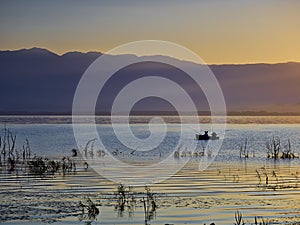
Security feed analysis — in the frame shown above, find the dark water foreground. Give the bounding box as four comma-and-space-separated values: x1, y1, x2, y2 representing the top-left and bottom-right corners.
1, 159, 300, 225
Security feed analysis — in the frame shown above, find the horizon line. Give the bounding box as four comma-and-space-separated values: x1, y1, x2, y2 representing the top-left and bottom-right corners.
2, 111, 300, 116
1, 47, 300, 66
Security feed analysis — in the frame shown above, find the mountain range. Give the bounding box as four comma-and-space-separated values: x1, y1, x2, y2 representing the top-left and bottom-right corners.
1, 47, 300, 115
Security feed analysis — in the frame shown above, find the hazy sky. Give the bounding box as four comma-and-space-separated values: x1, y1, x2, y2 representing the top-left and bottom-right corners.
1, 0, 299, 64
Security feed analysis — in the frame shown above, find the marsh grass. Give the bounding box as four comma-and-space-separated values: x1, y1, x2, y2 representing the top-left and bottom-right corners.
0, 127, 17, 171
231, 136, 299, 161
111, 184, 159, 224
235, 212, 270, 225
26, 155, 77, 176
78, 197, 100, 224
254, 216, 270, 225
266, 137, 298, 160
234, 211, 245, 225
239, 139, 249, 159
255, 166, 300, 190
0, 126, 101, 179
142, 186, 157, 224
114, 183, 136, 217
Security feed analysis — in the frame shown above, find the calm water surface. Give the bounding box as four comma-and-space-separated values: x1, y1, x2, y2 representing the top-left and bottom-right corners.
1, 116, 300, 224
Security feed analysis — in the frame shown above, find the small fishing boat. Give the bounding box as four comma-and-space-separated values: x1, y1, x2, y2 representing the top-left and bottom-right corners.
195, 131, 219, 140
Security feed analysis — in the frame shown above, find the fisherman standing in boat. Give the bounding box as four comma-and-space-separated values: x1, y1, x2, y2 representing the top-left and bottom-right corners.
203, 131, 209, 139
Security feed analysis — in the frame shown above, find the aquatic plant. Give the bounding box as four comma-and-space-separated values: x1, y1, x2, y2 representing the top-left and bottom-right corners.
259, 166, 269, 187
113, 183, 136, 217
266, 137, 281, 159
254, 216, 270, 225
292, 172, 299, 188
0, 127, 17, 170
271, 170, 279, 190
78, 197, 100, 224
27, 156, 47, 175
61, 156, 77, 175
239, 138, 248, 159
281, 139, 298, 159
174, 150, 180, 158
255, 166, 300, 191
234, 211, 245, 225
142, 186, 157, 224
256, 169, 262, 187
26, 155, 77, 176
0, 127, 35, 174
83, 138, 96, 158
22, 138, 31, 162
112, 184, 158, 224
116, 183, 127, 210
97, 149, 106, 157
0, 126, 83, 177
264, 137, 299, 160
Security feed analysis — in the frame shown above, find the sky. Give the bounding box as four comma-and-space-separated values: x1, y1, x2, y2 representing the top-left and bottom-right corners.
0, 0, 300, 64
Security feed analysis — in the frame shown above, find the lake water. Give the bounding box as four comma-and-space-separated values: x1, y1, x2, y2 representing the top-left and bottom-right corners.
1, 116, 300, 224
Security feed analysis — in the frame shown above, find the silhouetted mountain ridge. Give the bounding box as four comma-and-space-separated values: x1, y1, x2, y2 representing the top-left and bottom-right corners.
1, 48, 300, 114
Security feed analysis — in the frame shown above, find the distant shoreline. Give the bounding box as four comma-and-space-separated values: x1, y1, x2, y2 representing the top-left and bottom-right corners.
2, 114, 300, 125
1, 111, 300, 116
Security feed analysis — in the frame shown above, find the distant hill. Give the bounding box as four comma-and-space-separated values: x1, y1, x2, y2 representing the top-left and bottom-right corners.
0, 48, 300, 114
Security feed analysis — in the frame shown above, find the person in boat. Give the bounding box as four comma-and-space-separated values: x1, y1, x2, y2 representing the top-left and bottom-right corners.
203, 131, 209, 139
211, 132, 217, 139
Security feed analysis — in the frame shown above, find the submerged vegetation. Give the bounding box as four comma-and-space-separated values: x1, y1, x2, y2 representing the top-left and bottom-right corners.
27, 155, 77, 176
265, 137, 298, 159
255, 166, 300, 190
233, 211, 270, 225
114, 183, 136, 217
0, 126, 20, 171
0, 126, 83, 177
236, 136, 299, 160
239, 138, 249, 159
174, 143, 213, 158
78, 197, 100, 224
113, 184, 158, 224
82, 185, 279, 225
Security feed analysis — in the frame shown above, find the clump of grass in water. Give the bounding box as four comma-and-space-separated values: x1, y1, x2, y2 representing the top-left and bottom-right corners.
292, 172, 299, 188
202, 211, 270, 225
0, 126, 18, 171
239, 138, 249, 159
112, 184, 158, 224
266, 137, 298, 160
281, 139, 298, 159
142, 186, 157, 225
78, 197, 100, 224
27, 156, 47, 175
0, 126, 80, 177
234, 211, 270, 225
256, 166, 300, 190
234, 210, 245, 225
114, 183, 136, 217
254, 215, 270, 225
256, 169, 262, 187
27, 155, 77, 177
266, 137, 281, 159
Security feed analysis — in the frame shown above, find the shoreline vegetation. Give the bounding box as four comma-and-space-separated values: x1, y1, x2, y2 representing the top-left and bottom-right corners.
1, 126, 300, 224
